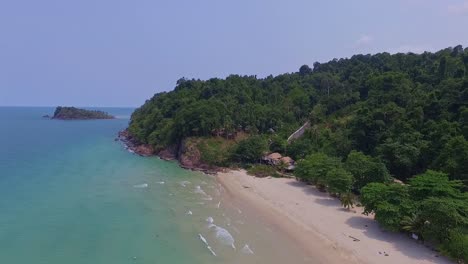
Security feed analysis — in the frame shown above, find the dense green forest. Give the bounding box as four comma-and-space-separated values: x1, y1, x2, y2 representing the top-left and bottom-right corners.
130, 45, 467, 184
129, 46, 468, 261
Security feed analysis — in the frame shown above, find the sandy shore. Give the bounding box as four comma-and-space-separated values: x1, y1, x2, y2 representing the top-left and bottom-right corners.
216, 169, 452, 264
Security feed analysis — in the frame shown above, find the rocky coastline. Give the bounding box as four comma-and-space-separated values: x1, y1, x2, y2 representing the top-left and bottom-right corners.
117, 130, 220, 174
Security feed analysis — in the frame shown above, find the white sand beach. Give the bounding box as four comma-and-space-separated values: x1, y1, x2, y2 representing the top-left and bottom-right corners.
216, 170, 452, 264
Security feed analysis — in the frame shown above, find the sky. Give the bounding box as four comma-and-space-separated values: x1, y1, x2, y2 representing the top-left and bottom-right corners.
1, 0, 468, 107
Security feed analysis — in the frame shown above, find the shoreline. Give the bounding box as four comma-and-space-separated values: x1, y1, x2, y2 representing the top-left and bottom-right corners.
216, 169, 452, 264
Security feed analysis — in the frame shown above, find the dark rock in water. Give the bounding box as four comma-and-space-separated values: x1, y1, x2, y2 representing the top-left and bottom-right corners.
52, 106, 114, 120
42, 114, 51, 118
117, 129, 155, 157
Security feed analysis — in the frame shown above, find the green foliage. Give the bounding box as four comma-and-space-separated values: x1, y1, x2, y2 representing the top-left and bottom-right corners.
434, 136, 468, 183
441, 230, 468, 263
233, 136, 267, 163
345, 150, 390, 191
418, 197, 468, 243
294, 152, 342, 185
326, 168, 353, 195
197, 137, 234, 167
52, 106, 114, 120
247, 164, 280, 178
129, 47, 468, 186
408, 170, 464, 201
360, 170, 468, 257
269, 134, 287, 153
340, 192, 355, 209
360, 183, 412, 231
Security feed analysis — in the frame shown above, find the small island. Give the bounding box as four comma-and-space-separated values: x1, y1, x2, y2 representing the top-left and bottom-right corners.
51, 106, 115, 120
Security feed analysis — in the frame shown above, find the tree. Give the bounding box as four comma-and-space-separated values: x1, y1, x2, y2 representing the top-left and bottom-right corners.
418, 197, 468, 243
441, 230, 468, 263
294, 153, 342, 186
360, 183, 412, 231
340, 192, 355, 210
326, 168, 353, 195
345, 151, 390, 191
408, 170, 464, 201
299, 64, 312, 76
232, 136, 267, 163
434, 136, 468, 183
400, 213, 424, 236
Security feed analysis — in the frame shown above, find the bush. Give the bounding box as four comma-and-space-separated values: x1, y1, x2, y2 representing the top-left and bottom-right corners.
326, 168, 353, 195
198, 137, 234, 166
233, 136, 267, 163
441, 230, 468, 263
294, 152, 342, 185
345, 150, 390, 191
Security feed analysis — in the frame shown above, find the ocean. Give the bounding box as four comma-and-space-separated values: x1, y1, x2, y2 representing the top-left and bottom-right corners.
0, 107, 309, 264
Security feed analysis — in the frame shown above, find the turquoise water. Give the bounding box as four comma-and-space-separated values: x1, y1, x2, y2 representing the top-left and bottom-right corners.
0, 107, 309, 264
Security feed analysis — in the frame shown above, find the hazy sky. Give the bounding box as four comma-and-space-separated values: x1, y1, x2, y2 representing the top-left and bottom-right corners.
1, 0, 468, 107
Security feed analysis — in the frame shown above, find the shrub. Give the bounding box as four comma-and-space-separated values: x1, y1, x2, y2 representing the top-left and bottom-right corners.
198, 137, 234, 166
233, 136, 267, 163
441, 230, 468, 263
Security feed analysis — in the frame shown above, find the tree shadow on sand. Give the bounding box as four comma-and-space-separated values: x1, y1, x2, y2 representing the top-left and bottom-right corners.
285, 180, 449, 263
345, 216, 449, 263
286, 181, 341, 208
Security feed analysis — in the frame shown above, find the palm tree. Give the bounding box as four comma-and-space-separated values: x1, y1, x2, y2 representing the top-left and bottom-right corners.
400, 213, 423, 238
340, 192, 355, 210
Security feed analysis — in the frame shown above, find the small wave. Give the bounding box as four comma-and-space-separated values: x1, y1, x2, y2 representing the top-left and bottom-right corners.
205, 217, 235, 249
114, 115, 131, 119
198, 234, 217, 256
179, 181, 191, 187
157, 181, 165, 184
217, 201, 221, 209
241, 244, 254, 255
133, 183, 148, 188
212, 226, 236, 249
194, 185, 207, 196
186, 210, 193, 215
202, 196, 213, 201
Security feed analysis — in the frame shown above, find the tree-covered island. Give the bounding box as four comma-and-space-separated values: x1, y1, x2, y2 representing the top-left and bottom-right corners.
51, 106, 114, 120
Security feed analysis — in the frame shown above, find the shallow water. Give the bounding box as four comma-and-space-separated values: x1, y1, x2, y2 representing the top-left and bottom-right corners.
0, 107, 310, 264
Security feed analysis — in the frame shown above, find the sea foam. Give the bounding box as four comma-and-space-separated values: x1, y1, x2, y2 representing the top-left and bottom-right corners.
198, 234, 217, 256
133, 183, 148, 188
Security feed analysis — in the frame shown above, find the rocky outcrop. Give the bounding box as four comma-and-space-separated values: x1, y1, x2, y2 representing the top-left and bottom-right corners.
117, 130, 218, 174
157, 145, 178, 161
178, 138, 219, 174
118, 130, 155, 157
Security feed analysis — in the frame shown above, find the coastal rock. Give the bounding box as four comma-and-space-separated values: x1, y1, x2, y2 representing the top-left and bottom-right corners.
134, 144, 155, 156
158, 145, 178, 160
118, 129, 154, 156
118, 130, 218, 173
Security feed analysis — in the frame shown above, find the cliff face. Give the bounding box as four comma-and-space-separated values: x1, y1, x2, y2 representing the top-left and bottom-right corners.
52, 106, 114, 120
118, 130, 218, 173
